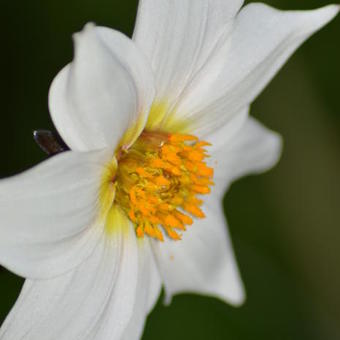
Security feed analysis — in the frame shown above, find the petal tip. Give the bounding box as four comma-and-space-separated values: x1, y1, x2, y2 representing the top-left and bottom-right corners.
270, 132, 284, 168
227, 286, 246, 308
72, 22, 97, 45
163, 292, 173, 306
304, 4, 340, 32
315, 4, 340, 24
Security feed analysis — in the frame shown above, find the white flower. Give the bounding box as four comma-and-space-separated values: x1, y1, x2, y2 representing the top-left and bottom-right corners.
0, 1, 338, 339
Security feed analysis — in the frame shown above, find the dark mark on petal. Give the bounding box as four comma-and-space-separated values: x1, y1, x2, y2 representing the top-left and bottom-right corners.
33, 130, 70, 156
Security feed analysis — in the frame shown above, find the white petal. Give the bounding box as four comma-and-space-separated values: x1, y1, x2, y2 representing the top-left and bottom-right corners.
152, 193, 245, 306
169, 4, 339, 135
204, 106, 249, 150
212, 117, 282, 198
49, 23, 155, 152
0, 210, 156, 340
133, 0, 244, 108
121, 239, 161, 340
95, 26, 156, 149
0, 149, 112, 279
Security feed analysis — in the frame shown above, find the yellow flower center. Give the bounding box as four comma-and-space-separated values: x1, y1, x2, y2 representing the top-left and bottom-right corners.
114, 131, 214, 241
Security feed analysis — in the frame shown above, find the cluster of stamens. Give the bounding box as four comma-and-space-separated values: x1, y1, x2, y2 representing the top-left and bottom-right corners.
114, 131, 214, 241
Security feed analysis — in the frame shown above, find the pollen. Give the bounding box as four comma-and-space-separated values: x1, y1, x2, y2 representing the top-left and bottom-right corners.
114, 131, 214, 241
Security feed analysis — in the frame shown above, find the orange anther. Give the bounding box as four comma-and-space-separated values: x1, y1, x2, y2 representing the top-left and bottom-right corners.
154, 176, 170, 186
164, 215, 180, 228
187, 150, 205, 162
159, 203, 172, 211
154, 227, 164, 242
148, 215, 160, 224
195, 141, 212, 147
136, 225, 144, 238
183, 204, 206, 218
150, 158, 167, 168
139, 205, 150, 216
169, 134, 198, 143
165, 227, 182, 240
171, 197, 184, 206
196, 164, 214, 177
192, 176, 214, 186
175, 211, 193, 225
170, 167, 182, 176
185, 161, 197, 173
162, 145, 181, 154
192, 185, 211, 194
129, 188, 137, 205
188, 196, 204, 206
128, 210, 137, 222
144, 223, 156, 237
163, 152, 181, 166
136, 167, 151, 178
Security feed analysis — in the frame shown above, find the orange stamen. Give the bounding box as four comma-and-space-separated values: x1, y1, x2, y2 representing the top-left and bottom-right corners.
114, 131, 213, 241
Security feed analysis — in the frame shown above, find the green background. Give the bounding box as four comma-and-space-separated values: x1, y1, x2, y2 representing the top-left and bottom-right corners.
1, 0, 340, 339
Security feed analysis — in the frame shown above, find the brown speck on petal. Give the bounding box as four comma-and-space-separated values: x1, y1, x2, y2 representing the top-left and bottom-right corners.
33, 130, 70, 156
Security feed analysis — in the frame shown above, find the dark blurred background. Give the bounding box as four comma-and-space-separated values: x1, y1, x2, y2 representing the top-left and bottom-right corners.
1, 0, 340, 339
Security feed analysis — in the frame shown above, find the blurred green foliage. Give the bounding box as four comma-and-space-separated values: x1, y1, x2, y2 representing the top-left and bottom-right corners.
1, 0, 340, 339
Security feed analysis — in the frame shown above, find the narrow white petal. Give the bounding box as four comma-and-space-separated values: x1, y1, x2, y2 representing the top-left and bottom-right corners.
133, 0, 243, 109
121, 239, 161, 340
49, 23, 155, 152
212, 117, 282, 198
95, 26, 156, 148
204, 106, 249, 151
0, 149, 112, 279
0, 212, 155, 340
152, 194, 245, 306
171, 4, 339, 135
